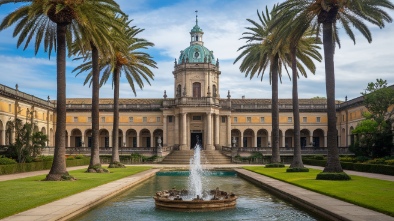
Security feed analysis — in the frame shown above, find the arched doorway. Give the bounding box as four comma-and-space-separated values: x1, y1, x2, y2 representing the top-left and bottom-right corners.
284, 129, 294, 148
243, 129, 254, 147
99, 129, 109, 148
71, 129, 82, 147
313, 129, 325, 147
140, 129, 151, 147
126, 129, 137, 147
257, 129, 269, 147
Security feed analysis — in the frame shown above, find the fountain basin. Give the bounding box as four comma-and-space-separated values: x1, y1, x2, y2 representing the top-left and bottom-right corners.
154, 188, 237, 211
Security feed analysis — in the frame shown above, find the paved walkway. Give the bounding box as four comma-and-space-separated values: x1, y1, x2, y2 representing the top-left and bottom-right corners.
0, 164, 393, 221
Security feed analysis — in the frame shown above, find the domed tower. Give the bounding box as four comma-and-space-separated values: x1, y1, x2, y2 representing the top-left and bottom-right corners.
169, 12, 224, 151
173, 13, 220, 99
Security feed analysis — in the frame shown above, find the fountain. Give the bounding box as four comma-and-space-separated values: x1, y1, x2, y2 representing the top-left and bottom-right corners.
154, 136, 237, 211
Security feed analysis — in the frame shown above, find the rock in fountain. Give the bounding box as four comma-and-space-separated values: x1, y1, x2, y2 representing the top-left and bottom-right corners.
154, 138, 237, 211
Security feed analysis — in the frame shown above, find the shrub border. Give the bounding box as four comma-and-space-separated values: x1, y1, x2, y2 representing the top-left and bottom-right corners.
0, 158, 90, 175
302, 159, 394, 175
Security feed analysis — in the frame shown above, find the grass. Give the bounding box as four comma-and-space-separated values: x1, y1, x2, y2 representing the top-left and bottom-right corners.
243, 166, 394, 216
0, 166, 152, 219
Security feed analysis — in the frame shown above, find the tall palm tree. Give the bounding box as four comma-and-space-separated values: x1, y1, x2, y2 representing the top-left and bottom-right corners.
234, 6, 290, 164
106, 21, 157, 168
276, 0, 394, 176
272, 9, 323, 169
72, 14, 125, 173
0, 0, 123, 180
77, 17, 157, 167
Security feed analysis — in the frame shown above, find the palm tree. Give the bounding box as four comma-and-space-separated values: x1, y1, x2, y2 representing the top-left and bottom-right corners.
272, 10, 323, 169
106, 21, 157, 168
72, 14, 125, 173
78, 17, 157, 167
234, 6, 290, 164
0, 0, 123, 180
276, 0, 394, 176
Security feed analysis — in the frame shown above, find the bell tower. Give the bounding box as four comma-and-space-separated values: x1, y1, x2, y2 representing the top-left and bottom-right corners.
168, 13, 222, 150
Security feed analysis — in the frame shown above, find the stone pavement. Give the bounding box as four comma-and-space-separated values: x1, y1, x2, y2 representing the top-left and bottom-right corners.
0, 164, 393, 221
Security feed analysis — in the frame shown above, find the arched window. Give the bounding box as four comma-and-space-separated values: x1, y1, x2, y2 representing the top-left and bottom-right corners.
212, 85, 217, 97
177, 85, 182, 97
193, 82, 201, 98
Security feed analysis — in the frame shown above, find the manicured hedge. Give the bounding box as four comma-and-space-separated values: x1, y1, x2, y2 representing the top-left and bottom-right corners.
302, 158, 394, 175
0, 158, 90, 175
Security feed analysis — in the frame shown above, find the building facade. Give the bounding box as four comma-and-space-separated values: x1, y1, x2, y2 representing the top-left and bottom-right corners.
0, 20, 370, 151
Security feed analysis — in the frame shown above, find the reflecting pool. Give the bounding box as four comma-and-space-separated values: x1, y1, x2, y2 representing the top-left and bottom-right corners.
73, 171, 324, 221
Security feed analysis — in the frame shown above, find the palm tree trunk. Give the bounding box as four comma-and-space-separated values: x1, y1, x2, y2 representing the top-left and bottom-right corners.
271, 54, 281, 163
46, 23, 69, 181
89, 43, 101, 170
110, 68, 121, 165
290, 47, 304, 168
322, 22, 343, 173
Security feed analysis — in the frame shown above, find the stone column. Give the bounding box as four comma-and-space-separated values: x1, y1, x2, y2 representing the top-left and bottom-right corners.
67, 134, 71, 148
150, 132, 154, 148
268, 132, 271, 147
214, 114, 219, 148
240, 133, 244, 148
181, 113, 187, 150
163, 115, 167, 146
109, 133, 113, 148
174, 114, 179, 145
136, 134, 140, 147
324, 135, 327, 148
207, 112, 212, 150
1, 128, 5, 145
254, 132, 258, 147
281, 134, 286, 148
227, 116, 231, 146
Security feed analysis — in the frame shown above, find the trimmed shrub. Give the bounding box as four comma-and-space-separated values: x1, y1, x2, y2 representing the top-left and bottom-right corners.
74, 154, 85, 159
0, 157, 17, 165
265, 163, 285, 168
316, 172, 351, 180
286, 167, 310, 172
0, 158, 90, 175
385, 160, 394, 166
302, 159, 326, 167
366, 158, 387, 165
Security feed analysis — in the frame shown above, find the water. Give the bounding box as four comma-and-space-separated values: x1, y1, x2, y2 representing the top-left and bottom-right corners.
73, 173, 323, 221
188, 142, 204, 199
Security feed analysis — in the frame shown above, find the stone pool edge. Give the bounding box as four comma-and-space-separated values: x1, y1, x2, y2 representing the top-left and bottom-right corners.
235, 169, 394, 221
1, 168, 160, 221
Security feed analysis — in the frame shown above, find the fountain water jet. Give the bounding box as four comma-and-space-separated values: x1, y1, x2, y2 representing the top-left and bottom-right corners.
154, 136, 237, 211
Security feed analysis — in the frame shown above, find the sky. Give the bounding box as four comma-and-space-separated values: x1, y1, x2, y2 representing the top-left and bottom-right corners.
0, 0, 393, 102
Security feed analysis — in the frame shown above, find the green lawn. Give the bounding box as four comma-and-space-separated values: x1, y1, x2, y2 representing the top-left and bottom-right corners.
0, 166, 152, 219
243, 166, 394, 216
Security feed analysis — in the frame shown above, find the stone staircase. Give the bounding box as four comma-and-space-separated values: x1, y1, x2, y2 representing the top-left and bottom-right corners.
160, 150, 232, 164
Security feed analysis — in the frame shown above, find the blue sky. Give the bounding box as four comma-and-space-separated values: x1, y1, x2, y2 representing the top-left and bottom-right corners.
0, 0, 393, 102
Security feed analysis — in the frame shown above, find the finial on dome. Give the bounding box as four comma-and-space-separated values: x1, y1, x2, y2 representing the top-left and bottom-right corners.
195, 10, 198, 26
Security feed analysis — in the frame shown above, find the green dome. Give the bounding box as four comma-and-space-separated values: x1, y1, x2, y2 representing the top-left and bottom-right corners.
191, 24, 203, 33
179, 44, 215, 65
